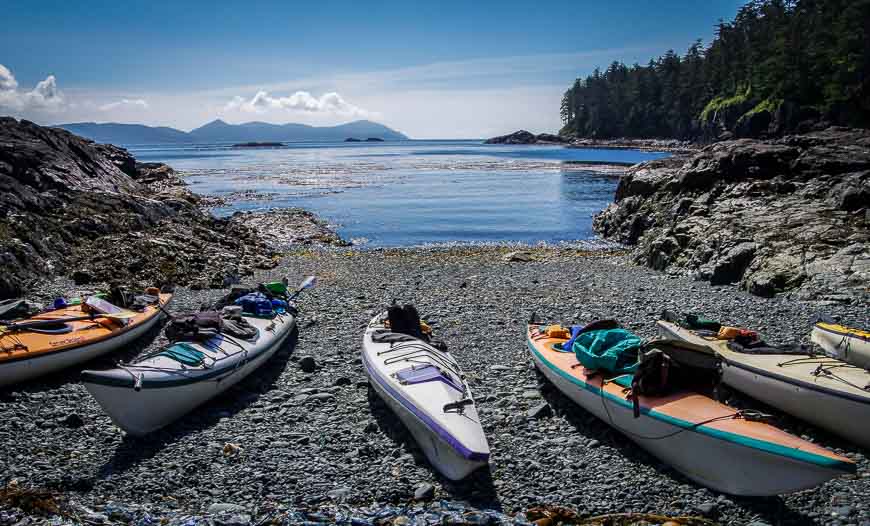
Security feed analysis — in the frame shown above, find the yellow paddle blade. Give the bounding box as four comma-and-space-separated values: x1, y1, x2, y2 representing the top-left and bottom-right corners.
102, 310, 139, 320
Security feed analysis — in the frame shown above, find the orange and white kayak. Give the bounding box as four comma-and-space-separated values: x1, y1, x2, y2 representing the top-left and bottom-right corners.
0, 294, 171, 387
527, 323, 855, 496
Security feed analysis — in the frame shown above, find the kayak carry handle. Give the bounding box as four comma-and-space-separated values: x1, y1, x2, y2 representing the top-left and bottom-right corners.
443, 398, 474, 414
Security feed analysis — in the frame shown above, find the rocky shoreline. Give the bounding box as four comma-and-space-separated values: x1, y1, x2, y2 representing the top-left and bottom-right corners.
2, 247, 868, 526
484, 129, 696, 153
593, 127, 870, 304
0, 118, 345, 298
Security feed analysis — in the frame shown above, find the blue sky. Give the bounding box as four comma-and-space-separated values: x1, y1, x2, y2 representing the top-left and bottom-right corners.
1, 0, 744, 138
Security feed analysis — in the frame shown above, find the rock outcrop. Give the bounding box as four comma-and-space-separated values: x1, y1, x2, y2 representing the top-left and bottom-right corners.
594, 127, 870, 303
0, 118, 341, 298
484, 130, 570, 145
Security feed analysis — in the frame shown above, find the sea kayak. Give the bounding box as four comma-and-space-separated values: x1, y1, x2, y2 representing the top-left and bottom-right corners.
0, 294, 171, 387
82, 310, 295, 435
812, 322, 870, 370
362, 312, 489, 480
528, 323, 855, 495
658, 319, 870, 449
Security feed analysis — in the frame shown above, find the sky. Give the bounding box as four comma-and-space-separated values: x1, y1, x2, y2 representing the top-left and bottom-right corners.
0, 0, 744, 138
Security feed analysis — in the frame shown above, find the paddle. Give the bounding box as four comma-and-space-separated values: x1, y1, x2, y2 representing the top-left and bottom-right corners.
288, 275, 317, 300
0, 311, 139, 334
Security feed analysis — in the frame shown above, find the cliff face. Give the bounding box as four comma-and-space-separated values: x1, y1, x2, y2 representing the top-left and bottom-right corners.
593, 127, 870, 303
0, 118, 273, 298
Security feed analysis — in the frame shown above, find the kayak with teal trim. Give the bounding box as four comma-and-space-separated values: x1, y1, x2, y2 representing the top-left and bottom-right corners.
526, 323, 855, 496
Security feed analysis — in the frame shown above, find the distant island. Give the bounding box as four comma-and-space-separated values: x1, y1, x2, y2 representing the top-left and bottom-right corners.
345, 137, 385, 142
232, 142, 284, 148
57, 119, 408, 145
559, 0, 869, 140
485, 130, 569, 145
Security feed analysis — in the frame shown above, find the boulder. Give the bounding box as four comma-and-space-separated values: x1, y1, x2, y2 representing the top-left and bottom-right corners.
708, 242, 757, 285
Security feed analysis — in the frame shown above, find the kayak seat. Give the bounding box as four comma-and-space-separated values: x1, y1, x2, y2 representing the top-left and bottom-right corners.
158, 343, 206, 367
395, 364, 463, 392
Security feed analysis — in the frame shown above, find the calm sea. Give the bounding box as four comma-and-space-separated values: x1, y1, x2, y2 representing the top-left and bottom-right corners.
129, 140, 668, 247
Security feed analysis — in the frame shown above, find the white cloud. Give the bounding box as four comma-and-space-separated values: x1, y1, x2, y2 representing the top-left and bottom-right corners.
0, 64, 18, 91
224, 90, 372, 118
0, 64, 65, 112
99, 98, 149, 111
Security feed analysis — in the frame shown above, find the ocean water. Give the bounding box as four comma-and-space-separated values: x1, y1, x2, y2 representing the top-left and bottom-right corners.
130, 140, 668, 246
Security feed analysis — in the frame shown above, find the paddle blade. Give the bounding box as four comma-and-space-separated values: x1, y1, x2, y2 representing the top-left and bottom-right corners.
103, 310, 139, 320
298, 275, 316, 291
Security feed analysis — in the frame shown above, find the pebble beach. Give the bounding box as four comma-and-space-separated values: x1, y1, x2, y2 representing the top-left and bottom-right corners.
3, 246, 868, 525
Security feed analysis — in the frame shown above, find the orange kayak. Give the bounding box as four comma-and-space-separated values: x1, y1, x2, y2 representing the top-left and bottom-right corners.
0, 294, 171, 387
526, 323, 855, 495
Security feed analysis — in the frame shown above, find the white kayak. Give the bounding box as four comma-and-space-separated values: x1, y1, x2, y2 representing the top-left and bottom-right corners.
362, 313, 490, 480
658, 320, 870, 449
812, 322, 870, 370
82, 311, 295, 435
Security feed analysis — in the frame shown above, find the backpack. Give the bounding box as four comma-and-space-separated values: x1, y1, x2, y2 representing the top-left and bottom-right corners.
387, 304, 424, 339
629, 339, 721, 418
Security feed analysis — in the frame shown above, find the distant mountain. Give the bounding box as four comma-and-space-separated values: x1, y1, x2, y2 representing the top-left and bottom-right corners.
57, 119, 408, 145
59, 122, 191, 144
188, 119, 408, 142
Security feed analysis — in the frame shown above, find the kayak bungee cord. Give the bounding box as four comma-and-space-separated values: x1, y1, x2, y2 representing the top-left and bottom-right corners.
776, 355, 869, 391
596, 382, 772, 441
810, 363, 870, 392
371, 325, 471, 409
114, 310, 292, 388
382, 343, 463, 378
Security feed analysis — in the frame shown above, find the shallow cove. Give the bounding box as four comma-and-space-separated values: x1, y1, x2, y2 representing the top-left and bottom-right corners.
130, 140, 669, 246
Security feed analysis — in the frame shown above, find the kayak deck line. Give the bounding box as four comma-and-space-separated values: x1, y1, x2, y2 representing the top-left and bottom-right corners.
82, 314, 291, 390
526, 332, 856, 474
362, 350, 489, 462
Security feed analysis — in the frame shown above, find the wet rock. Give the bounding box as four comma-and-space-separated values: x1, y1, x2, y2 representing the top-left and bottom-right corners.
505, 251, 533, 263
327, 487, 352, 502
299, 356, 317, 372
84, 513, 109, 524
695, 502, 718, 518
207, 503, 246, 514
214, 514, 251, 526
60, 413, 84, 428
526, 402, 552, 420
413, 483, 435, 501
